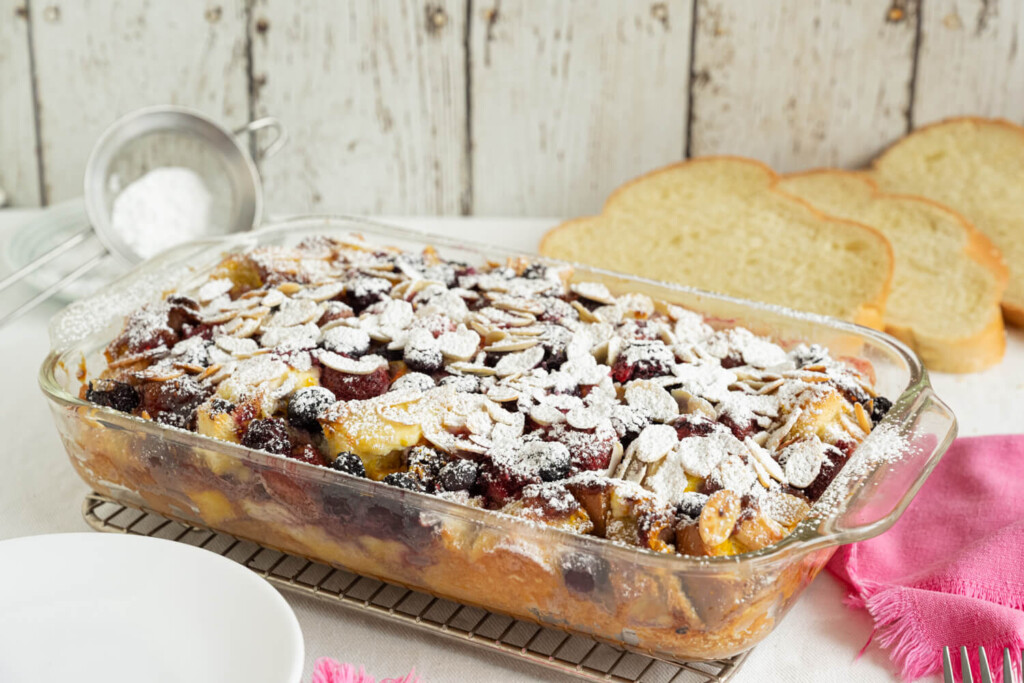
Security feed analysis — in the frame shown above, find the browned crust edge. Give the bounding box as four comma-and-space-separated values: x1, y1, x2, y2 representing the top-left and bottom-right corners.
778, 168, 1008, 373
538, 155, 894, 331
871, 115, 1024, 327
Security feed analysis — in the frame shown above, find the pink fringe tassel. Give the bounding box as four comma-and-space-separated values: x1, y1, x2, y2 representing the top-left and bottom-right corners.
312, 658, 420, 683
865, 592, 1024, 683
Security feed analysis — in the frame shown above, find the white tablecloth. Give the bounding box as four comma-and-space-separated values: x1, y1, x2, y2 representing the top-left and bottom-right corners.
2, 210, 1020, 682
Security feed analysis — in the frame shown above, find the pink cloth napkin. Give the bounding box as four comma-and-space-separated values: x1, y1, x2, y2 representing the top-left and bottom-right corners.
312, 658, 419, 683
828, 435, 1024, 682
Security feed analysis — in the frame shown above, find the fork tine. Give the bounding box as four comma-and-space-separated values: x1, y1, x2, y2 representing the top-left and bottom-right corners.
979, 646, 992, 683
962, 646, 975, 683
1004, 648, 1015, 683
943, 647, 955, 683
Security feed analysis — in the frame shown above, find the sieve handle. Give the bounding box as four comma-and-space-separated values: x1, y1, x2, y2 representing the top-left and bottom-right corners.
234, 117, 287, 162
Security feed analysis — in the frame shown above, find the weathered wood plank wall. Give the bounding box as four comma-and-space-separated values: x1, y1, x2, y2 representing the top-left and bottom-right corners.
1, 0, 1022, 215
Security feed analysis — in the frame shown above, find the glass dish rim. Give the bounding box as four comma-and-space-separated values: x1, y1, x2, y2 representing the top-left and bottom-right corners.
38, 214, 956, 572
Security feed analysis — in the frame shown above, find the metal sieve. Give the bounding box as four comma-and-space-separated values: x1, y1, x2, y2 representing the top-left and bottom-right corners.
0, 106, 286, 327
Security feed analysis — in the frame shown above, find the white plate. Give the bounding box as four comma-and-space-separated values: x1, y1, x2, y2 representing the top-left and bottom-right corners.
0, 533, 304, 683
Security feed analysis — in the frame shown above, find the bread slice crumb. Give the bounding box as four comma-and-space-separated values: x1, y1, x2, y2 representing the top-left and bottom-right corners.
540, 157, 893, 329
779, 170, 1007, 373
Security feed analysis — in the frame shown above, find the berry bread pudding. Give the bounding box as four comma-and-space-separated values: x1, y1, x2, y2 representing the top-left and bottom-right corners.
72, 234, 895, 659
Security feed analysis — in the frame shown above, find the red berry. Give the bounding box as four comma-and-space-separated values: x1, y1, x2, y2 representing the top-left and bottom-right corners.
319, 365, 390, 401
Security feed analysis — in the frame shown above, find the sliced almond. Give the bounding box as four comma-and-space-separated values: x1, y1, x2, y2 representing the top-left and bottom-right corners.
566, 406, 602, 430
744, 437, 786, 485
570, 282, 615, 305
494, 345, 545, 377
483, 337, 539, 353
215, 336, 259, 356
318, 351, 387, 375
765, 408, 802, 451
626, 423, 678, 463
625, 380, 679, 423
448, 362, 497, 376
438, 328, 481, 361
854, 401, 872, 433
735, 513, 786, 551
698, 490, 742, 548
529, 403, 565, 426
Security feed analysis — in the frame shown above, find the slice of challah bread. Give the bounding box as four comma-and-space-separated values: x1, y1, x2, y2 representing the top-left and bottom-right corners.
778, 170, 1007, 373
872, 117, 1024, 326
539, 157, 893, 328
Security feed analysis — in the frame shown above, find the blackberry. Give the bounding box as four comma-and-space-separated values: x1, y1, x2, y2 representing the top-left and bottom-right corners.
287, 386, 336, 432
138, 376, 210, 429
330, 451, 367, 478
382, 472, 425, 492
346, 276, 392, 312
560, 553, 610, 594
870, 396, 893, 423
241, 418, 292, 455
404, 342, 443, 374
407, 446, 447, 485
85, 380, 140, 413
537, 446, 571, 482
208, 397, 235, 415
521, 263, 548, 279
674, 492, 708, 524
436, 459, 479, 492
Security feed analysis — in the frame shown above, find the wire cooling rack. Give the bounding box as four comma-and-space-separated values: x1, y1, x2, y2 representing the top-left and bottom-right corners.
82, 492, 751, 682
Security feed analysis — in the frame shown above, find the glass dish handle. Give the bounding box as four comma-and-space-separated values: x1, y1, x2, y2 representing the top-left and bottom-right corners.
813, 385, 957, 547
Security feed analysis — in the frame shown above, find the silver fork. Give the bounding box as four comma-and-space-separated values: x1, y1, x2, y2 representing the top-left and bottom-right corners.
943, 646, 1021, 683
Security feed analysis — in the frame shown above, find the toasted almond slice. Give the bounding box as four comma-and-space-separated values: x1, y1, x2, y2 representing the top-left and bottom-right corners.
566, 406, 602, 430
132, 367, 185, 382
494, 345, 545, 377
757, 379, 786, 395
570, 282, 615, 304
625, 380, 679, 423
749, 456, 773, 489
261, 289, 286, 308
735, 513, 786, 551
318, 351, 387, 375
854, 401, 872, 432
438, 328, 481, 361
485, 385, 520, 403
299, 282, 345, 302
698, 490, 742, 548
234, 318, 261, 338
571, 300, 600, 323
448, 362, 497, 376
215, 336, 259, 356
745, 437, 786, 484
529, 403, 565, 426
483, 337, 539, 353
626, 423, 678, 463
765, 408, 802, 451
277, 282, 302, 295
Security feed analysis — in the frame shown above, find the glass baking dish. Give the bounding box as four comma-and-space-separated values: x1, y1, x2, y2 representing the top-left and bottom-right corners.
39, 217, 956, 661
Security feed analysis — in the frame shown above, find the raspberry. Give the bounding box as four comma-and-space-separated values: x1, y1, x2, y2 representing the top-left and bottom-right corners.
290, 443, 326, 467
317, 301, 354, 326
320, 365, 390, 401
86, 380, 140, 413
544, 422, 616, 473
670, 414, 718, 439
330, 451, 367, 477
718, 413, 755, 440
803, 444, 851, 501
241, 418, 292, 455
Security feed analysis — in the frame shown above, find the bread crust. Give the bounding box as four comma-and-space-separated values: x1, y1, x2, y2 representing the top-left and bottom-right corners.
539, 156, 894, 330
779, 168, 1008, 372
872, 116, 1024, 328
